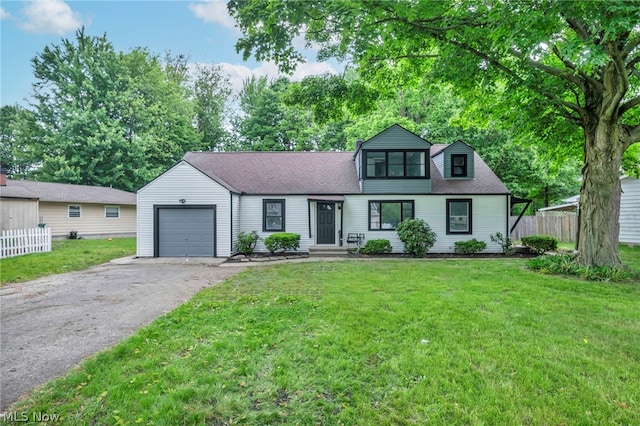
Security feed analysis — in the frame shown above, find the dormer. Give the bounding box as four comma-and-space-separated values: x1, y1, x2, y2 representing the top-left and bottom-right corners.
433, 140, 475, 179
354, 124, 432, 194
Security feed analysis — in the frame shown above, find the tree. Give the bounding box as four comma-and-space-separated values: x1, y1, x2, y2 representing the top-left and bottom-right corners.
0, 105, 41, 178
30, 29, 201, 191
192, 64, 233, 151
236, 76, 333, 151
228, 0, 640, 267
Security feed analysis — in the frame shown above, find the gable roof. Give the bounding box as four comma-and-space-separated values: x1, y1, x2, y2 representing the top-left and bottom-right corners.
183, 151, 361, 195
2, 180, 136, 204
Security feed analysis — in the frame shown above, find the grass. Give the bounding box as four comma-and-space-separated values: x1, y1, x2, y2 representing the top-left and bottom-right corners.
4, 258, 639, 425
0, 238, 136, 286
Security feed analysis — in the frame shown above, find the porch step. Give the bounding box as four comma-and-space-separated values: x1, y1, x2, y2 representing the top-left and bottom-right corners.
308, 246, 352, 257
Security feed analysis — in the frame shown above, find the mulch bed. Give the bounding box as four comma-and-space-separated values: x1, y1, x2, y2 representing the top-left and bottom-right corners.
224, 250, 538, 263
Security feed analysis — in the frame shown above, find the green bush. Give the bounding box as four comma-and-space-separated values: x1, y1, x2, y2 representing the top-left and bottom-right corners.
360, 239, 392, 255
396, 218, 437, 257
454, 239, 487, 254
236, 231, 259, 255
263, 232, 301, 254
490, 232, 515, 255
526, 254, 639, 283
521, 235, 558, 254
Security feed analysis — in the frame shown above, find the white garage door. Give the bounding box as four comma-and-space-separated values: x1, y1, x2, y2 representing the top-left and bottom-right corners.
157, 207, 215, 257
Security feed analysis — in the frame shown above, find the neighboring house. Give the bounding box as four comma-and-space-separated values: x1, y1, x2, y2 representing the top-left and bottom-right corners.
537, 176, 639, 245
137, 124, 515, 257
1, 174, 136, 238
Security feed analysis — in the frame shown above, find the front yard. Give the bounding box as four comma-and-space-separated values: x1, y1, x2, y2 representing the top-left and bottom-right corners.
0, 238, 136, 286
4, 256, 639, 424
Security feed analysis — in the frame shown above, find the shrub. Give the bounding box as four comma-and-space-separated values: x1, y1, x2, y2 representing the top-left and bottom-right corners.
454, 239, 487, 254
521, 235, 558, 254
490, 232, 515, 255
263, 233, 301, 254
396, 218, 437, 257
236, 231, 259, 255
526, 254, 639, 283
360, 239, 392, 255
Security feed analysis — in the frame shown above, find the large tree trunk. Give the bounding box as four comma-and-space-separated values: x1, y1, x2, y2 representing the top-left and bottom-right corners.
576, 118, 624, 268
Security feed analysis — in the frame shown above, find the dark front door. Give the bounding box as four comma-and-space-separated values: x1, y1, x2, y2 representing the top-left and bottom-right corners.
317, 202, 335, 244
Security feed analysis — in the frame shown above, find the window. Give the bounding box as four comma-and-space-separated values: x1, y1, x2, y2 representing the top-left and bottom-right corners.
369, 201, 414, 230
447, 199, 472, 234
68, 205, 81, 218
451, 154, 467, 177
263, 199, 285, 231
105, 206, 120, 218
365, 151, 427, 178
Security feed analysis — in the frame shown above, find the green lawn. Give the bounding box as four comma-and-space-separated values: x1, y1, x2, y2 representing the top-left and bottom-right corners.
5, 258, 639, 425
0, 238, 136, 286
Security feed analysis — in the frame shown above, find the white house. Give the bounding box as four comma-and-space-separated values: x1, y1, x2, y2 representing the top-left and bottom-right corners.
620, 176, 640, 245
137, 124, 516, 257
537, 176, 639, 245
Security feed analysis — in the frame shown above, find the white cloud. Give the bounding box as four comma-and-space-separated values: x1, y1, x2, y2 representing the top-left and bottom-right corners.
19, 0, 88, 35
189, 0, 237, 31
1, 7, 11, 20
218, 61, 338, 93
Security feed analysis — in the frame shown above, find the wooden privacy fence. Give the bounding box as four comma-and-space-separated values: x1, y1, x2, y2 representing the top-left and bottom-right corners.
510, 215, 578, 243
0, 228, 52, 259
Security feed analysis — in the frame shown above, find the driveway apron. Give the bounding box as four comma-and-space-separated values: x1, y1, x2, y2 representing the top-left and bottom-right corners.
0, 258, 246, 410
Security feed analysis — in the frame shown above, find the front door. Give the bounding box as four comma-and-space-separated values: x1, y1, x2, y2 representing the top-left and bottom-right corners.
317, 202, 335, 244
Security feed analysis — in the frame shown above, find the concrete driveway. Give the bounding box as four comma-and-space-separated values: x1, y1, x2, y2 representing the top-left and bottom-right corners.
0, 257, 247, 411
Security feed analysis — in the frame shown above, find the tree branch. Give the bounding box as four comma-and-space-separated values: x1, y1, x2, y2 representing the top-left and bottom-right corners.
619, 96, 640, 116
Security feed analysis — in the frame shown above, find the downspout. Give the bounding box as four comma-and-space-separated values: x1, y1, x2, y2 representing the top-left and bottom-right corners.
308, 199, 312, 239
339, 201, 344, 246
230, 192, 233, 256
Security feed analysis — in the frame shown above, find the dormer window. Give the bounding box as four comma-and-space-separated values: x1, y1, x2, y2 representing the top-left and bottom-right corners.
451, 154, 467, 177
365, 150, 427, 178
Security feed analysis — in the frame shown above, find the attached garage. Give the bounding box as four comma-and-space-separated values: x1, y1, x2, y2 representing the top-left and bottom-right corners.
137, 161, 234, 258
155, 206, 216, 257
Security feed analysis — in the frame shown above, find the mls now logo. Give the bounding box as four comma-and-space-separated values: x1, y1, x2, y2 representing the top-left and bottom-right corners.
1, 411, 61, 422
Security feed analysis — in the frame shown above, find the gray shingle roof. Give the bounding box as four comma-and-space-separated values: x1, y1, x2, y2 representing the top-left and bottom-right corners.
181, 146, 509, 196
430, 145, 510, 195
183, 151, 362, 195
2, 180, 136, 204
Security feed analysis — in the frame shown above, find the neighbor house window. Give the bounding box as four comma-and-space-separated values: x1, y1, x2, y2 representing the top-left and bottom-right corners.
447, 199, 472, 234
105, 206, 120, 218
369, 201, 414, 230
68, 205, 81, 218
263, 199, 285, 232
365, 151, 427, 178
451, 154, 468, 177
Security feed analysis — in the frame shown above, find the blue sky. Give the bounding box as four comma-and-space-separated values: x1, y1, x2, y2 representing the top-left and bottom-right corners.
1, 0, 338, 107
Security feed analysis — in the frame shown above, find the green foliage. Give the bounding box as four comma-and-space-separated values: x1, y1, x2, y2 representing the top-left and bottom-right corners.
263, 232, 301, 254
396, 218, 437, 257
359, 239, 392, 255
454, 239, 487, 255
521, 235, 559, 254
0, 105, 42, 178
236, 231, 259, 255
527, 254, 639, 284
490, 232, 515, 256
26, 30, 231, 191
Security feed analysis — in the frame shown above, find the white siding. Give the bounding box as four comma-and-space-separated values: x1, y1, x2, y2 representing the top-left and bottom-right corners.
342, 194, 508, 253
239, 195, 315, 252
230, 193, 241, 254
1, 199, 39, 231
620, 177, 640, 244
137, 162, 232, 257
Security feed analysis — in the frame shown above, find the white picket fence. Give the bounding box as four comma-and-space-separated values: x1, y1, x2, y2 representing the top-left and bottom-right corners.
0, 228, 52, 259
